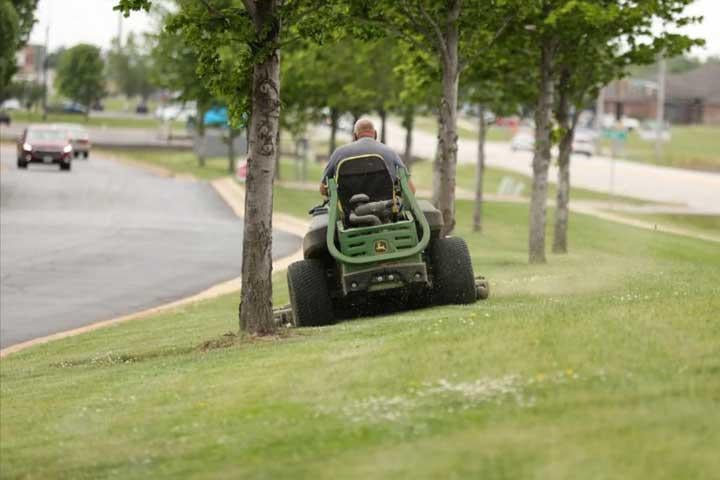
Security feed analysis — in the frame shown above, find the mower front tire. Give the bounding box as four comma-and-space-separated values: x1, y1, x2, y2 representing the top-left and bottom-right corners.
287, 259, 334, 327
430, 237, 477, 305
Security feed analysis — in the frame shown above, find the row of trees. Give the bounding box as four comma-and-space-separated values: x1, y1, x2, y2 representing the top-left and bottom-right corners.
0, 0, 38, 99
115, 0, 700, 336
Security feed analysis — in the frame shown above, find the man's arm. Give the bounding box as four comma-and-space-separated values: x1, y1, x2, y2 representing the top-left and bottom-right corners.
392, 151, 416, 194
319, 152, 338, 197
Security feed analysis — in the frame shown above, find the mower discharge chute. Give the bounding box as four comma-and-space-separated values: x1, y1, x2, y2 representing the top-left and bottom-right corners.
286, 154, 488, 327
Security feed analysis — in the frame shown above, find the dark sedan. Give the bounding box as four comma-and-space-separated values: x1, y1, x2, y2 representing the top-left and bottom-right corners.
17, 125, 74, 171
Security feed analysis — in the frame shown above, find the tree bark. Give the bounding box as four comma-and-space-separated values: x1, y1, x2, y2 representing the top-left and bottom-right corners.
472, 105, 487, 232
528, 39, 555, 264
228, 127, 236, 174
432, 116, 442, 205
379, 109, 387, 143
435, 0, 460, 236
402, 106, 414, 169
239, 0, 280, 334
552, 75, 577, 254
329, 107, 338, 157
274, 128, 281, 180
196, 102, 207, 168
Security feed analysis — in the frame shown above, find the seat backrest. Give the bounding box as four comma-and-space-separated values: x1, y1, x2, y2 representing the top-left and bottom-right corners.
335, 155, 394, 222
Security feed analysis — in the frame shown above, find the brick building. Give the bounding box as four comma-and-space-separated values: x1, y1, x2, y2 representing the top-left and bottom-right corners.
604, 63, 720, 125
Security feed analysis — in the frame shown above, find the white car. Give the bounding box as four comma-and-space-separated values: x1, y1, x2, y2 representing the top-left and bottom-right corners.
510, 128, 535, 152
155, 103, 197, 122
510, 127, 597, 156
1, 98, 21, 110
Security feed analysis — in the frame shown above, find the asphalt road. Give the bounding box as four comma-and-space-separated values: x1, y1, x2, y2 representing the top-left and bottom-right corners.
0, 146, 301, 349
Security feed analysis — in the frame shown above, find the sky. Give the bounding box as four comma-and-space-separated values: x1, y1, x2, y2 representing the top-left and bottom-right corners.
28, 0, 720, 59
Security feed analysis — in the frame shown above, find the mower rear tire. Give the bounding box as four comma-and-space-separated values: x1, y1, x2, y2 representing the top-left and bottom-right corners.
287, 259, 334, 327
430, 237, 477, 305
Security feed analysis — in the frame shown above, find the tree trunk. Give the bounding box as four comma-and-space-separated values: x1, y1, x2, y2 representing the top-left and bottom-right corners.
528, 39, 555, 264
402, 106, 414, 169
275, 128, 281, 180
329, 107, 338, 157
379, 109, 387, 143
432, 116, 442, 205
435, 0, 460, 235
196, 102, 207, 168
239, 1, 280, 335
552, 79, 577, 254
228, 127, 236, 174
472, 106, 487, 233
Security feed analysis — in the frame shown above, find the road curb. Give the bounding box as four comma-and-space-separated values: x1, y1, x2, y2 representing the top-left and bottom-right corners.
0, 176, 308, 359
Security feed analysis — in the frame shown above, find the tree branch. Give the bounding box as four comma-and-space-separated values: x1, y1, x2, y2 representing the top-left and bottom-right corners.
242, 0, 257, 22
397, 0, 440, 51
417, 1, 449, 63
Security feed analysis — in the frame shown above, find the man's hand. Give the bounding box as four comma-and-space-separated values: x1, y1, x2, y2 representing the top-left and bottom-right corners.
320, 182, 328, 196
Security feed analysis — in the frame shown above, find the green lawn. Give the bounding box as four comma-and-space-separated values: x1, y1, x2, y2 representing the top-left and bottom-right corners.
600, 126, 720, 172
100, 148, 235, 181
608, 211, 720, 237
2, 185, 718, 479
101, 148, 325, 183
9, 110, 183, 130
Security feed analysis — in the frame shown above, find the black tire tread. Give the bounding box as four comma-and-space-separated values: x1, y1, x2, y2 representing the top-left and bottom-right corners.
430, 237, 477, 305
287, 259, 334, 327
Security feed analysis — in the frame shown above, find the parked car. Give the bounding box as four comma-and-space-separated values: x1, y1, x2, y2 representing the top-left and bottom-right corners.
16, 124, 74, 171
136, 103, 149, 114
155, 102, 197, 122
572, 128, 597, 156
58, 123, 91, 158
1, 98, 21, 110
510, 127, 597, 156
510, 128, 534, 152
0, 111, 10, 125
61, 102, 87, 115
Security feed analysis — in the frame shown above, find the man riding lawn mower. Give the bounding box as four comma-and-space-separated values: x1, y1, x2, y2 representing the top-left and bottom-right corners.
286, 119, 489, 327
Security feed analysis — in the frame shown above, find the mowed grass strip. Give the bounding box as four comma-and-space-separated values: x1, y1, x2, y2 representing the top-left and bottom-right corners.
1, 190, 719, 479
8, 110, 184, 130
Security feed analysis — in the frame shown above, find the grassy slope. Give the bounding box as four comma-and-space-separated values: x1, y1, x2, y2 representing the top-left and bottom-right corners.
607, 211, 720, 237
9, 111, 184, 130
599, 126, 720, 172
414, 115, 515, 142
106, 147, 648, 206
2, 186, 719, 479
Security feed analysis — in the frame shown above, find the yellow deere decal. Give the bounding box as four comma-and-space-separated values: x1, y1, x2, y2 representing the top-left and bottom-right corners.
374, 240, 389, 253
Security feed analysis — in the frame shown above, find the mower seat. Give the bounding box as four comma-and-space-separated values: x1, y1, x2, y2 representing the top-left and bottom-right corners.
335, 154, 396, 226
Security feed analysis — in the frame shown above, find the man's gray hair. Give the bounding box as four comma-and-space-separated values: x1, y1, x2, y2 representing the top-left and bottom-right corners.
353, 118, 376, 136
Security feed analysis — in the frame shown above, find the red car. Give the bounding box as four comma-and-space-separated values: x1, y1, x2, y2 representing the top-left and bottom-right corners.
17, 125, 74, 171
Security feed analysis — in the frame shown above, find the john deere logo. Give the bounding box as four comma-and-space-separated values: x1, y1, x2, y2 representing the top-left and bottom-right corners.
374, 240, 388, 253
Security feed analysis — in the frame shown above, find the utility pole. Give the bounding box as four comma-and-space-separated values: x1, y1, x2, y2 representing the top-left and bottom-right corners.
655, 54, 666, 162
117, 11, 123, 47
41, 25, 49, 120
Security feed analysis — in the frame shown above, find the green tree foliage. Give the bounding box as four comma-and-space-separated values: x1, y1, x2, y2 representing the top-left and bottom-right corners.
5, 79, 44, 109
55, 44, 106, 117
0, 0, 38, 97
349, 0, 515, 235
107, 32, 155, 102
508, 0, 702, 263
116, 0, 346, 334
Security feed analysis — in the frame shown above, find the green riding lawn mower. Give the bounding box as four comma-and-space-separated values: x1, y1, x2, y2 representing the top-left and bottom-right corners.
284, 154, 489, 327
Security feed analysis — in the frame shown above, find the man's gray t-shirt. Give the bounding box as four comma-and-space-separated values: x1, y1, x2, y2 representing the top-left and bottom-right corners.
321, 137, 407, 182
